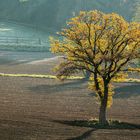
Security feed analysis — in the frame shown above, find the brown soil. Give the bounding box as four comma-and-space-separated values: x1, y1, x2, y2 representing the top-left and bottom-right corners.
0, 59, 140, 140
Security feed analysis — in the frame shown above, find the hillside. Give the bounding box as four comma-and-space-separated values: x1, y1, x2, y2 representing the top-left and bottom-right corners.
0, 0, 139, 31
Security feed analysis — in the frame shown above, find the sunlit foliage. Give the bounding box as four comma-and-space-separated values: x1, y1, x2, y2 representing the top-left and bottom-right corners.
50, 10, 140, 123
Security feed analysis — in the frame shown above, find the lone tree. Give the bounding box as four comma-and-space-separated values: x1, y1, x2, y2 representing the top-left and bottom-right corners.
50, 10, 140, 125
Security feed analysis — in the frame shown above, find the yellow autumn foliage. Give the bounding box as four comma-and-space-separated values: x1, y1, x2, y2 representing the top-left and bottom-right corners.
50, 10, 140, 109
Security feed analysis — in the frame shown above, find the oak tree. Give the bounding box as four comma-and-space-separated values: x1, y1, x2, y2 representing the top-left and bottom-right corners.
50, 10, 140, 124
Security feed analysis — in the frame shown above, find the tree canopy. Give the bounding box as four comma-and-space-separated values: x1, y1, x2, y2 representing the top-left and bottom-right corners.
50, 10, 140, 124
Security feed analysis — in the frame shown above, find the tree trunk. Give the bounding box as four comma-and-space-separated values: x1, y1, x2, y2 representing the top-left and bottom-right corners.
99, 101, 107, 125
99, 81, 109, 125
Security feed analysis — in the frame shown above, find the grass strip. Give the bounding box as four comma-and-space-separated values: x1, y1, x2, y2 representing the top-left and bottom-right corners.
0, 73, 140, 82
0, 73, 83, 80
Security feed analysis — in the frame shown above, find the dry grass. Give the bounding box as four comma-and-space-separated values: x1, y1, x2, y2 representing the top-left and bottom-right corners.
0, 73, 140, 82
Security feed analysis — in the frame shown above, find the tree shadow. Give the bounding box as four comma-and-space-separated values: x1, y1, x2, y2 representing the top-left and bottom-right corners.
114, 83, 140, 98
52, 119, 140, 140
28, 79, 87, 94
66, 128, 97, 140
53, 120, 140, 129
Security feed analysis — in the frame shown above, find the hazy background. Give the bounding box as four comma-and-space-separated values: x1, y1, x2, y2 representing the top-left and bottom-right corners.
0, 0, 139, 32
0, 0, 140, 61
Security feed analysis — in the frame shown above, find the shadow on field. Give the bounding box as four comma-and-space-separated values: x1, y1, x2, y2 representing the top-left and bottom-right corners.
89, 83, 140, 98
0, 58, 13, 65
114, 83, 140, 98
53, 120, 140, 140
29, 79, 140, 98
0, 58, 29, 65
8, 60, 29, 65
28, 80, 87, 94
67, 128, 97, 140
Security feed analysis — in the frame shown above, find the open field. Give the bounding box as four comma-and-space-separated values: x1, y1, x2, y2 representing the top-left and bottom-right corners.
0, 53, 140, 140
0, 21, 50, 52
